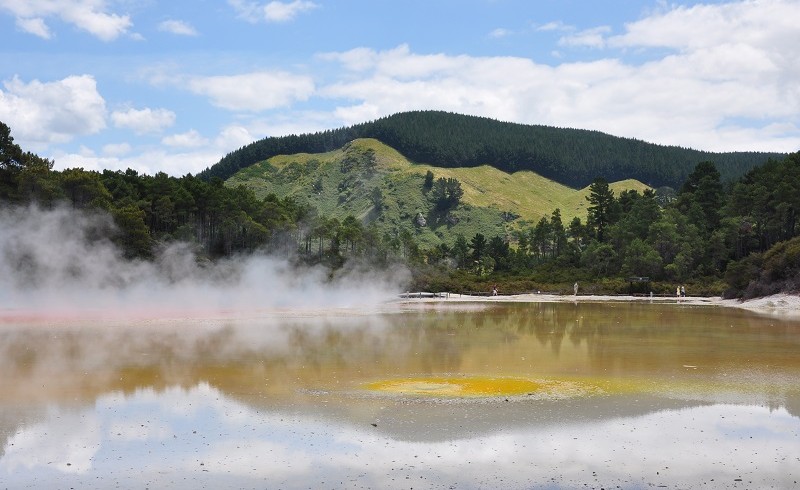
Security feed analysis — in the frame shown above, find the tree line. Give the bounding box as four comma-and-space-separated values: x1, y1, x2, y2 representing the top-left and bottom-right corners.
414, 155, 800, 298
201, 110, 784, 189
0, 122, 419, 269
2, 120, 798, 297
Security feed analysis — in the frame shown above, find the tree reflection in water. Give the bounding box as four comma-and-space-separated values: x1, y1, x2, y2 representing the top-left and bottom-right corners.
1, 302, 800, 487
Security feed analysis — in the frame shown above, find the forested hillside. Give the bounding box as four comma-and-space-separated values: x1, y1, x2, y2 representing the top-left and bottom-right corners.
0, 121, 306, 260
226, 138, 649, 249
2, 119, 798, 298
201, 111, 784, 188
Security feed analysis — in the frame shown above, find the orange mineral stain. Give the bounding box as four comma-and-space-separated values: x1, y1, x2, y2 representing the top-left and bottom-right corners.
365, 376, 542, 397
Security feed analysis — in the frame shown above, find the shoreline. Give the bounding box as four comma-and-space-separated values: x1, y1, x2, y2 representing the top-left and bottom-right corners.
399, 292, 800, 318
716, 293, 800, 318
1, 293, 797, 325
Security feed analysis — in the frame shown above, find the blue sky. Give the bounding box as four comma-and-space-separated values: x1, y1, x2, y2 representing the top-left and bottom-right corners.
1, 0, 798, 176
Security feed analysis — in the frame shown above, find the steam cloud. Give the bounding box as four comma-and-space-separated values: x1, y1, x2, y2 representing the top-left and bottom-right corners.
0, 205, 410, 317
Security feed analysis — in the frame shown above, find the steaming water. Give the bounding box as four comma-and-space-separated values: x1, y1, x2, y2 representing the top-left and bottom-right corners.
0, 206, 409, 315
1, 302, 799, 488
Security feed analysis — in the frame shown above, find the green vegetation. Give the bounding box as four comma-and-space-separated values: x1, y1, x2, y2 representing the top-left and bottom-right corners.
202, 111, 784, 189
2, 122, 307, 260
226, 138, 649, 248
1, 119, 798, 298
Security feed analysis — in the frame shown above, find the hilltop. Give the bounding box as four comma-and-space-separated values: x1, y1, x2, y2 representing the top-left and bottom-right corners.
226, 138, 649, 247
203, 111, 785, 189
1, 117, 796, 298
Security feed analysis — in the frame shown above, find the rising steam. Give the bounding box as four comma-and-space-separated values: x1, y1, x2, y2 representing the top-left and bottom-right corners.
0, 205, 410, 317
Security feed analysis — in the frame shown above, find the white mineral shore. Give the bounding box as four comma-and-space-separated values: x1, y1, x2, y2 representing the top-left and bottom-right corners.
400, 292, 800, 318
717, 293, 800, 317
3, 293, 798, 325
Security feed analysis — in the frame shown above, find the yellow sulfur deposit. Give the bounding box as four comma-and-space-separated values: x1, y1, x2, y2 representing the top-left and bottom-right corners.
365, 376, 543, 397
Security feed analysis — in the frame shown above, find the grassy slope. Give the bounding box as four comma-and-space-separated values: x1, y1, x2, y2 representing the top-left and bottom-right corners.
227, 138, 649, 246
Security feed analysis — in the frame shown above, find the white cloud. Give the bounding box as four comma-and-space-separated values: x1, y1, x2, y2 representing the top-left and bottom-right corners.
608, 0, 800, 96
50, 124, 259, 175
102, 142, 131, 156
2, 411, 101, 474
78, 144, 95, 158
215, 125, 256, 150
15, 0, 799, 179
314, 0, 800, 154
263, 0, 317, 22
319, 44, 558, 125
15, 16, 51, 38
317, 47, 378, 72
53, 147, 222, 176
228, 0, 318, 23
321, 44, 473, 79
111, 107, 176, 134
536, 21, 571, 32
0, 0, 132, 41
158, 19, 198, 36
558, 26, 611, 48
188, 71, 315, 112
488, 28, 511, 39
238, 111, 338, 139
0, 75, 107, 149
609, 0, 800, 52
162, 129, 209, 148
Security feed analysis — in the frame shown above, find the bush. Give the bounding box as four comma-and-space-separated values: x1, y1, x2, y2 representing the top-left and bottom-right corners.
724, 236, 800, 298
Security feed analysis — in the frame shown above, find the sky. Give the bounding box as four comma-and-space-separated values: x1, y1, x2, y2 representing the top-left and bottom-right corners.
0, 0, 798, 176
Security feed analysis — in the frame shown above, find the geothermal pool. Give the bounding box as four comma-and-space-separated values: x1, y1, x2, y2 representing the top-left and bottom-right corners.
1, 301, 799, 488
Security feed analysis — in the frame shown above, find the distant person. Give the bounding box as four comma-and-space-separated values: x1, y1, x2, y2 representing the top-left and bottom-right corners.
681, 285, 686, 297
573, 282, 578, 296
492, 285, 498, 296
676, 286, 681, 299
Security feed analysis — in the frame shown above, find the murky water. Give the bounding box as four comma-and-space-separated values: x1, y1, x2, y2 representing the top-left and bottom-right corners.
1, 301, 799, 489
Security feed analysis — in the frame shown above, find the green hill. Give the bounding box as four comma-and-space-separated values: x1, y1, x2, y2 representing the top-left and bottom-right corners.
204, 111, 785, 189
227, 138, 649, 247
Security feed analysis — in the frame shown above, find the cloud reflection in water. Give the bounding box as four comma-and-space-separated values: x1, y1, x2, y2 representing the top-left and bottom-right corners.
2, 383, 798, 489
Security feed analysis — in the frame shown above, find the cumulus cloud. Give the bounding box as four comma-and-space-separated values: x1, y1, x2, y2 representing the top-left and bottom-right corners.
0, 0, 132, 41
157, 19, 198, 36
314, 0, 800, 153
162, 129, 208, 148
102, 142, 131, 156
319, 44, 560, 124
188, 71, 315, 112
229, 0, 318, 23
111, 107, 176, 134
0, 75, 107, 148
215, 124, 258, 150
11, 0, 799, 177
609, 0, 800, 51
47, 114, 316, 175
50, 123, 260, 175
558, 26, 611, 48
15, 16, 51, 39
607, 0, 800, 92
52, 147, 219, 176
